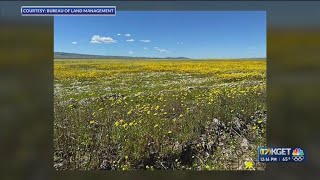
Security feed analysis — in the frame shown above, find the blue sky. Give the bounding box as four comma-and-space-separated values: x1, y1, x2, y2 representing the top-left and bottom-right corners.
54, 11, 266, 59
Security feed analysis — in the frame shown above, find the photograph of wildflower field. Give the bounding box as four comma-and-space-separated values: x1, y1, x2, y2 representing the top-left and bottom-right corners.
54, 12, 267, 170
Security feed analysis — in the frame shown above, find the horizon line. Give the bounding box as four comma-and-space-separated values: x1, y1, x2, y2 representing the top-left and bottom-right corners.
54, 51, 266, 60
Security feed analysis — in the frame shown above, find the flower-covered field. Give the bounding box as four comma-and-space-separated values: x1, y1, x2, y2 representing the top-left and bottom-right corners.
54, 59, 267, 170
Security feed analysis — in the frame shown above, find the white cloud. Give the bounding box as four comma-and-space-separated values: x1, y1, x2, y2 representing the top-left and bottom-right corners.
126, 39, 135, 42
140, 40, 151, 43
117, 33, 121, 36
143, 47, 148, 50
72, 42, 78, 44
177, 42, 184, 45
128, 50, 134, 55
154, 47, 169, 53
124, 34, 131, 37
90, 35, 117, 44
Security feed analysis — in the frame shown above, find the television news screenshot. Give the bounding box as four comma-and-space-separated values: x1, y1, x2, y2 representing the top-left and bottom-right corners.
0, 1, 319, 180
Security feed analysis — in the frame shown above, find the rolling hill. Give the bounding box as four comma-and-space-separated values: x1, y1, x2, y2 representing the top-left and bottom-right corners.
54, 52, 189, 59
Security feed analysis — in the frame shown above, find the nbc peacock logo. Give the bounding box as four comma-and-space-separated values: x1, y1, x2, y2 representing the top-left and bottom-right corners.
292, 148, 304, 162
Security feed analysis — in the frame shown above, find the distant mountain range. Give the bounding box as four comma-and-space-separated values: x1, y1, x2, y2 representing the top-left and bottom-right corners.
54, 52, 189, 59
54, 52, 266, 60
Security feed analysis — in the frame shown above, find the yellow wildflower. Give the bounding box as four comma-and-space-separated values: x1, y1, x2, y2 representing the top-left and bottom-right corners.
244, 161, 254, 169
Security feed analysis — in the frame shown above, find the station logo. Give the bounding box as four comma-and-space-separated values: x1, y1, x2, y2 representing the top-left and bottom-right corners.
291, 148, 304, 162
258, 147, 305, 162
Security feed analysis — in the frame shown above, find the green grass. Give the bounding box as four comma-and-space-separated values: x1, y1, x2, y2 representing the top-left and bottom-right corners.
54, 59, 266, 170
